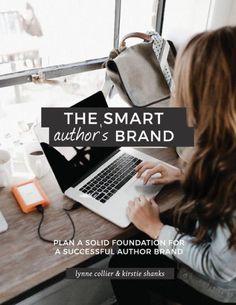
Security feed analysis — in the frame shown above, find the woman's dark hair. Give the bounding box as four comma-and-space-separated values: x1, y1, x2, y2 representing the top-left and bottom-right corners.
172, 26, 236, 248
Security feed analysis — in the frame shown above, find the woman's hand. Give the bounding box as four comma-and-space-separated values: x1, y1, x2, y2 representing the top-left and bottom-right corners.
135, 161, 183, 185
127, 195, 164, 239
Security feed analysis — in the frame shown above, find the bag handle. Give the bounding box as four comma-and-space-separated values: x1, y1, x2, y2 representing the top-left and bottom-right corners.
120, 32, 153, 48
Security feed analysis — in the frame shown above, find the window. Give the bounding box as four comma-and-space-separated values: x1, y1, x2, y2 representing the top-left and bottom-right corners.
0, 0, 165, 175
0, 0, 163, 83
0, 0, 115, 74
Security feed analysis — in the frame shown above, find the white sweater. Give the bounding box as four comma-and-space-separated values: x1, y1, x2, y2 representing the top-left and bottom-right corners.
159, 223, 236, 303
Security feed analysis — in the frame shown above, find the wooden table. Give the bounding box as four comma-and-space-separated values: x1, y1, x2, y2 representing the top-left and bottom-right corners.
0, 147, 183, 304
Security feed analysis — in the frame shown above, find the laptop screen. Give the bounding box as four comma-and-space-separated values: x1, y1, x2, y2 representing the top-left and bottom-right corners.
35, 91, 117, 192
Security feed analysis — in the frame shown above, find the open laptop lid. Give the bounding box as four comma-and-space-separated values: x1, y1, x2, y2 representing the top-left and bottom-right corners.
35, 91, 117, 192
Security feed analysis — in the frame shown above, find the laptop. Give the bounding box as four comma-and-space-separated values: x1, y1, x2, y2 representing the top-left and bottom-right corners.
34, 91, 163, 227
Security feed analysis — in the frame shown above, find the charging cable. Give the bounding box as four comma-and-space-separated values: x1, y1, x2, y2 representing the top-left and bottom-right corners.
36, 202, 81, 243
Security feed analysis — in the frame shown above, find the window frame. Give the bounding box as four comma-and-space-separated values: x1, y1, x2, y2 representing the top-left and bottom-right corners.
0, 0, 166, 89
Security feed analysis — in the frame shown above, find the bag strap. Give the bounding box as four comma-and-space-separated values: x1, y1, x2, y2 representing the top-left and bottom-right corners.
120, 32, 153, 48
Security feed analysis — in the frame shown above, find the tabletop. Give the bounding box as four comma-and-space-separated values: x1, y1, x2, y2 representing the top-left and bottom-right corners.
0, 147, 184, 304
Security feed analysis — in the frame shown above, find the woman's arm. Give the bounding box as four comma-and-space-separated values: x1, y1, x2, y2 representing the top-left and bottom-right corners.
128, 197, 236, 283
159, 223, 236, 282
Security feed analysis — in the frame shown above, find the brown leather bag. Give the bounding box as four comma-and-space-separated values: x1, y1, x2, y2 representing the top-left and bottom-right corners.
104, 32, 176, 107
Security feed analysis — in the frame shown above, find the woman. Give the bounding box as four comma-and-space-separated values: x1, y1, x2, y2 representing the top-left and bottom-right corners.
110, 26, 236, 305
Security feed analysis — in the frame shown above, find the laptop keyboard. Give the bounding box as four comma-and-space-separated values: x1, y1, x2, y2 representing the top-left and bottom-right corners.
79, 153, 142, 203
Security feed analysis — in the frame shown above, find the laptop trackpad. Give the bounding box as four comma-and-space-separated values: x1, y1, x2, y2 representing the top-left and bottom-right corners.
132, 178, 162, 197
